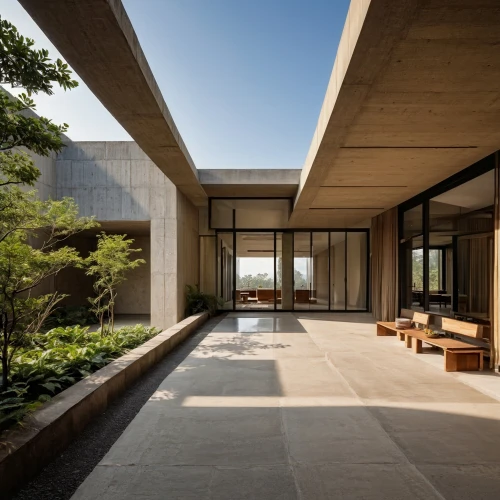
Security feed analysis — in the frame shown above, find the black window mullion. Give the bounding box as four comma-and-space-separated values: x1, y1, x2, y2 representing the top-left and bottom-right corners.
423, 201, 430, 311
273, 231, 277, 311
328, 232, 331, 311
452, 236, 458, 312
344, 231, 348, 312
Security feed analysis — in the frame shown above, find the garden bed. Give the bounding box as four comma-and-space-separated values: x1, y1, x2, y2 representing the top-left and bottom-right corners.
0, 312, 208, 497
1, 324, 160, 431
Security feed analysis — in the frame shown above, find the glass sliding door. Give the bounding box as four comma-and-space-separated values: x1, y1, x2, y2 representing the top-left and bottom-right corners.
293, 232, 311, 310
330, 232, 346, 310
217, 233, 234, 310
235, 232, 275, 310
311, 232, 329, 310
216, 229, 369, 312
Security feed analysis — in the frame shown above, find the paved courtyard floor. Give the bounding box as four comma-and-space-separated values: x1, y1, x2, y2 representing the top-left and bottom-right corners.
72, 313, 500, 499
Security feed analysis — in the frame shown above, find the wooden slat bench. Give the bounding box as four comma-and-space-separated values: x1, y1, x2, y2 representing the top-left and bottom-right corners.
400, 328, 484, 372
376, 311, 429, 337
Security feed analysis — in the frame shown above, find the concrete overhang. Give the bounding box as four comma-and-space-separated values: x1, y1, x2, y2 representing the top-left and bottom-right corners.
199, 169, 300, 198
19, 0, 207, 207
294, 0, 500, 228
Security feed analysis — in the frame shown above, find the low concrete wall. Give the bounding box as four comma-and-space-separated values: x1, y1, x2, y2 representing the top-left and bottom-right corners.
0, 312, 209, 497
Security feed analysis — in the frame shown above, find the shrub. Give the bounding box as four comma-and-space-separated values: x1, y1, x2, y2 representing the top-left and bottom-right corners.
43, 305, 98, 330
0, 324, 159, 431
185, 285, 223, 317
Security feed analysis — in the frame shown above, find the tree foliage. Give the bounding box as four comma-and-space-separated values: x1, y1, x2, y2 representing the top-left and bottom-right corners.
0, 17, 91, 389
0, 16, 77, 95
85, 234, 145, 335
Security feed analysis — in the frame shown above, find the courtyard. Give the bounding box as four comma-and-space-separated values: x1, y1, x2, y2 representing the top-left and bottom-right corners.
70, 313, 500, 499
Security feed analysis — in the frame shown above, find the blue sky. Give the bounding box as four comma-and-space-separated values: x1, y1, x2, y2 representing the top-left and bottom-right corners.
2, 0, 350, 169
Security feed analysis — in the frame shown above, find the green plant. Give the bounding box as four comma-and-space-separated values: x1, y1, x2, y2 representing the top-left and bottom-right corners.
185, 285, 223, 317
85, 233, 145, 335
0, 324, 159, 431
0, 17, 95, 389
44, 305, 98, 330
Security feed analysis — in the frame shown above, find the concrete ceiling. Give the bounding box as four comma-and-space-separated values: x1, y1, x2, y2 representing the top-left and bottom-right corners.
292, 0, 500, 228
19, 0, 207, 207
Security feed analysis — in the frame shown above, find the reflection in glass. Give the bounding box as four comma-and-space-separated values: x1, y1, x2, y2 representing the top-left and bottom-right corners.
217, 233, 233, 310
293, 233, 311, 310
311, 233, 329, 310
330, 232, 346, 310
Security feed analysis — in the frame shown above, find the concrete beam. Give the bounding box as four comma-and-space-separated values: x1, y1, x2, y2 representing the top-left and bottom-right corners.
199, 169, 300, 197
19, 0, 207, 206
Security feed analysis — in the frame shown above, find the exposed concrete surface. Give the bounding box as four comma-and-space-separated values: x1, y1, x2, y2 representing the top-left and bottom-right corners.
200, 169, 300, 198
19, 0, 207, 206
57, 141, 199, 329
71, 312, 500, 499
0, 313, 208, 497
293, 0, 500, 227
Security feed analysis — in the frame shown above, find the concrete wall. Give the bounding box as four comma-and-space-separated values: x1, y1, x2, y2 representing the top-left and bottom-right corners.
56, 141, 199, 329
176, 192, 200, 319
115, 236, 151, 315
55, 234, 95, 306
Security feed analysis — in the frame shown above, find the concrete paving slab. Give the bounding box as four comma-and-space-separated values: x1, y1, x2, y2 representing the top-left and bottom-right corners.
71, 465, 214, 500
101, 406, 286, 467
70, 312, 500, 499
283, 405, 406, 465
416, 464, 500, 500
294, 464, 442, 500
276, 357, 352, 398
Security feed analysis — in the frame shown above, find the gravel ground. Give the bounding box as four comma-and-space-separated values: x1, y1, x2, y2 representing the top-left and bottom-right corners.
11, 314, 224, 500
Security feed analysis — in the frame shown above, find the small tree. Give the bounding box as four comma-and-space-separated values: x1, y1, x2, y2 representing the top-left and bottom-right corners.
85, 233, 145, 335
0, 17, 97, 388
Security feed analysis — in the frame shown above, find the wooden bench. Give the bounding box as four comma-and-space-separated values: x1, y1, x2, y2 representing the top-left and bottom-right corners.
376, 311, 429, 337
400, 328, 484, 372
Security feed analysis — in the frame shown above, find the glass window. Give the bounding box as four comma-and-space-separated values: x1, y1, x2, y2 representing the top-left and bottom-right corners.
235, 232, 275, 310
404, 205, 423, 240
217, 233, 233, 310
330, 232, 346, 310
401, 169, 494, 320
293, 232, 311, 310
431, 170, 493, 318
311, 233, 329, 310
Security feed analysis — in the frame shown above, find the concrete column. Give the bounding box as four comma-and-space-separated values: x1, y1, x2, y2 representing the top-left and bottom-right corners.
281, 233, 294, 309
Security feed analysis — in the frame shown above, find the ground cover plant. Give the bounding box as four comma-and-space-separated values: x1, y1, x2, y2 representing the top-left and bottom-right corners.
0, 324, 160, 431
